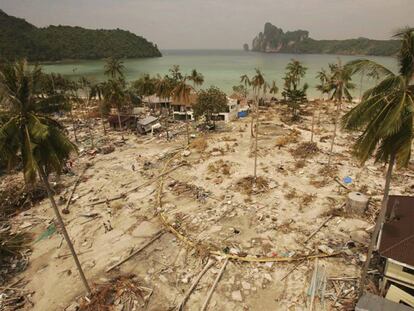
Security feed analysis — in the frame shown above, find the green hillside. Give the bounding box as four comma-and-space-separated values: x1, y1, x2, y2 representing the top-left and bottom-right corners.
0, 10, 162, 61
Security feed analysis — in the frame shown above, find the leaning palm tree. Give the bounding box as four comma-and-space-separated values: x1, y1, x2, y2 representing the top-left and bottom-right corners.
188, 69, 204, 90
104, 57, 125, 80
0, 60, 91, 293
172, 78, 193, 145
326, 59, 355, 166
342, 28, 414, 298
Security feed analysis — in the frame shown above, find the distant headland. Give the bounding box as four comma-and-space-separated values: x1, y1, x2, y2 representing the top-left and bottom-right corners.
244, 22, 400, 56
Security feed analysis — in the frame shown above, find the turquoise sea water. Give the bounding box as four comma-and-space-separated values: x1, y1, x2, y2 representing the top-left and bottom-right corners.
41, 49, 398, 98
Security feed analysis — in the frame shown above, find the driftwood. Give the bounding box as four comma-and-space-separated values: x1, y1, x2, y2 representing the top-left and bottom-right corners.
201, 258, 229, 311
176, 258, 215, 311
106, 231, 164, 272
304, 215, 334, 244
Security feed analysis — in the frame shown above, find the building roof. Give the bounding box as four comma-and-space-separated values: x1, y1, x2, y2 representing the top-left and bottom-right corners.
171, 93, 198, 106
379, 195, 414, 266
138, 116, 158, 126
107, 115, 134, 124
142, 95, 171, 104
356, 293, 413, 311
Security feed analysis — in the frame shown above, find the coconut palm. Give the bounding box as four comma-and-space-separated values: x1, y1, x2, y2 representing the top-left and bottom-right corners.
172, 78, 193, 145
132, 74, 156, 109
103, 79, 126, 130
342, 28, 414, 297
77, 77, 95, 148
250, 69, 266, 182
188, 69, 204, 89
104, 57, 125, 80
326, 59, 355, 166
0, 60, 90, 293
169, 65, 183, 82
269, 80, 278, 99
155, 75, 174, 139
282, 60, 308, 119
90, 82, 108, 135
315, 68, 330, 125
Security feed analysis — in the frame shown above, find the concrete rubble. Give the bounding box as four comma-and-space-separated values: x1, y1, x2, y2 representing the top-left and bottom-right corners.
1, 101, 414, 310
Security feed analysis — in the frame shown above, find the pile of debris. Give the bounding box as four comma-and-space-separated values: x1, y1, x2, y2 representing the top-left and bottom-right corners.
0, 175, 47, 219
235, 176, 269, 195
290, 142, 320, 159
167, 180, 210, 202
73, 275, 153, 311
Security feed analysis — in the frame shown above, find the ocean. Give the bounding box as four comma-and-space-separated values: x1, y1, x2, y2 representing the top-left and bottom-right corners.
41, 49, 398, 98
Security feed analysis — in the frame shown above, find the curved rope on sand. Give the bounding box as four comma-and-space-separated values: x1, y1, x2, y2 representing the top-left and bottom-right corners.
155, 149, 340, 263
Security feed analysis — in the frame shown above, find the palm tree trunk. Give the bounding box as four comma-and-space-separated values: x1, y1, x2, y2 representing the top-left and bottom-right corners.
359, 70, 364, 101
327, 101, 341, 166
38, 168, 91, 294
358, 153, 396, 298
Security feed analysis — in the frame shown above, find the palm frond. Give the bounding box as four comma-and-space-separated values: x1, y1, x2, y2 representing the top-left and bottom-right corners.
345, 59, 395, 77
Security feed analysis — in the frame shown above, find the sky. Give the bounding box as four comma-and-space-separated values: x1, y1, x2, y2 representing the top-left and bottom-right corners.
1, 0, 413, 49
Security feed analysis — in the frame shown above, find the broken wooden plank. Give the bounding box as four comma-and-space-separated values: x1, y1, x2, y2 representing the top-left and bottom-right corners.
280, 260, 305, 281
62, 166, 89, 213
304, 215, 334, 244
106, 231, 165, 272
176, 258, 215, 311
201, 258, 229, 311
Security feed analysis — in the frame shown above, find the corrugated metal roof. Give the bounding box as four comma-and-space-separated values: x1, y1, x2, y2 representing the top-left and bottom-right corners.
138, 116, 158, 126
379, 195, 414, 266
356, 293, 413, 310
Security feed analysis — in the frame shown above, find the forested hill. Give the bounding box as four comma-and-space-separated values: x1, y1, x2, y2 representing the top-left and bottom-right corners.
0, 10, 162, 61
246, 22, 400, 56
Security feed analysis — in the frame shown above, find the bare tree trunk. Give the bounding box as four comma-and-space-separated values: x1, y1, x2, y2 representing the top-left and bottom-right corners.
358, 153, 395, 298
100, 109, 107, 136
87, 122, 94, 149
70, 110, 78, 143
38, 168, 91, 294
327, 101, 341, 166
185, 108, 190, 145
253, 97, 259, 182
310, 107, 315, 143
117, 111, 122, 131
